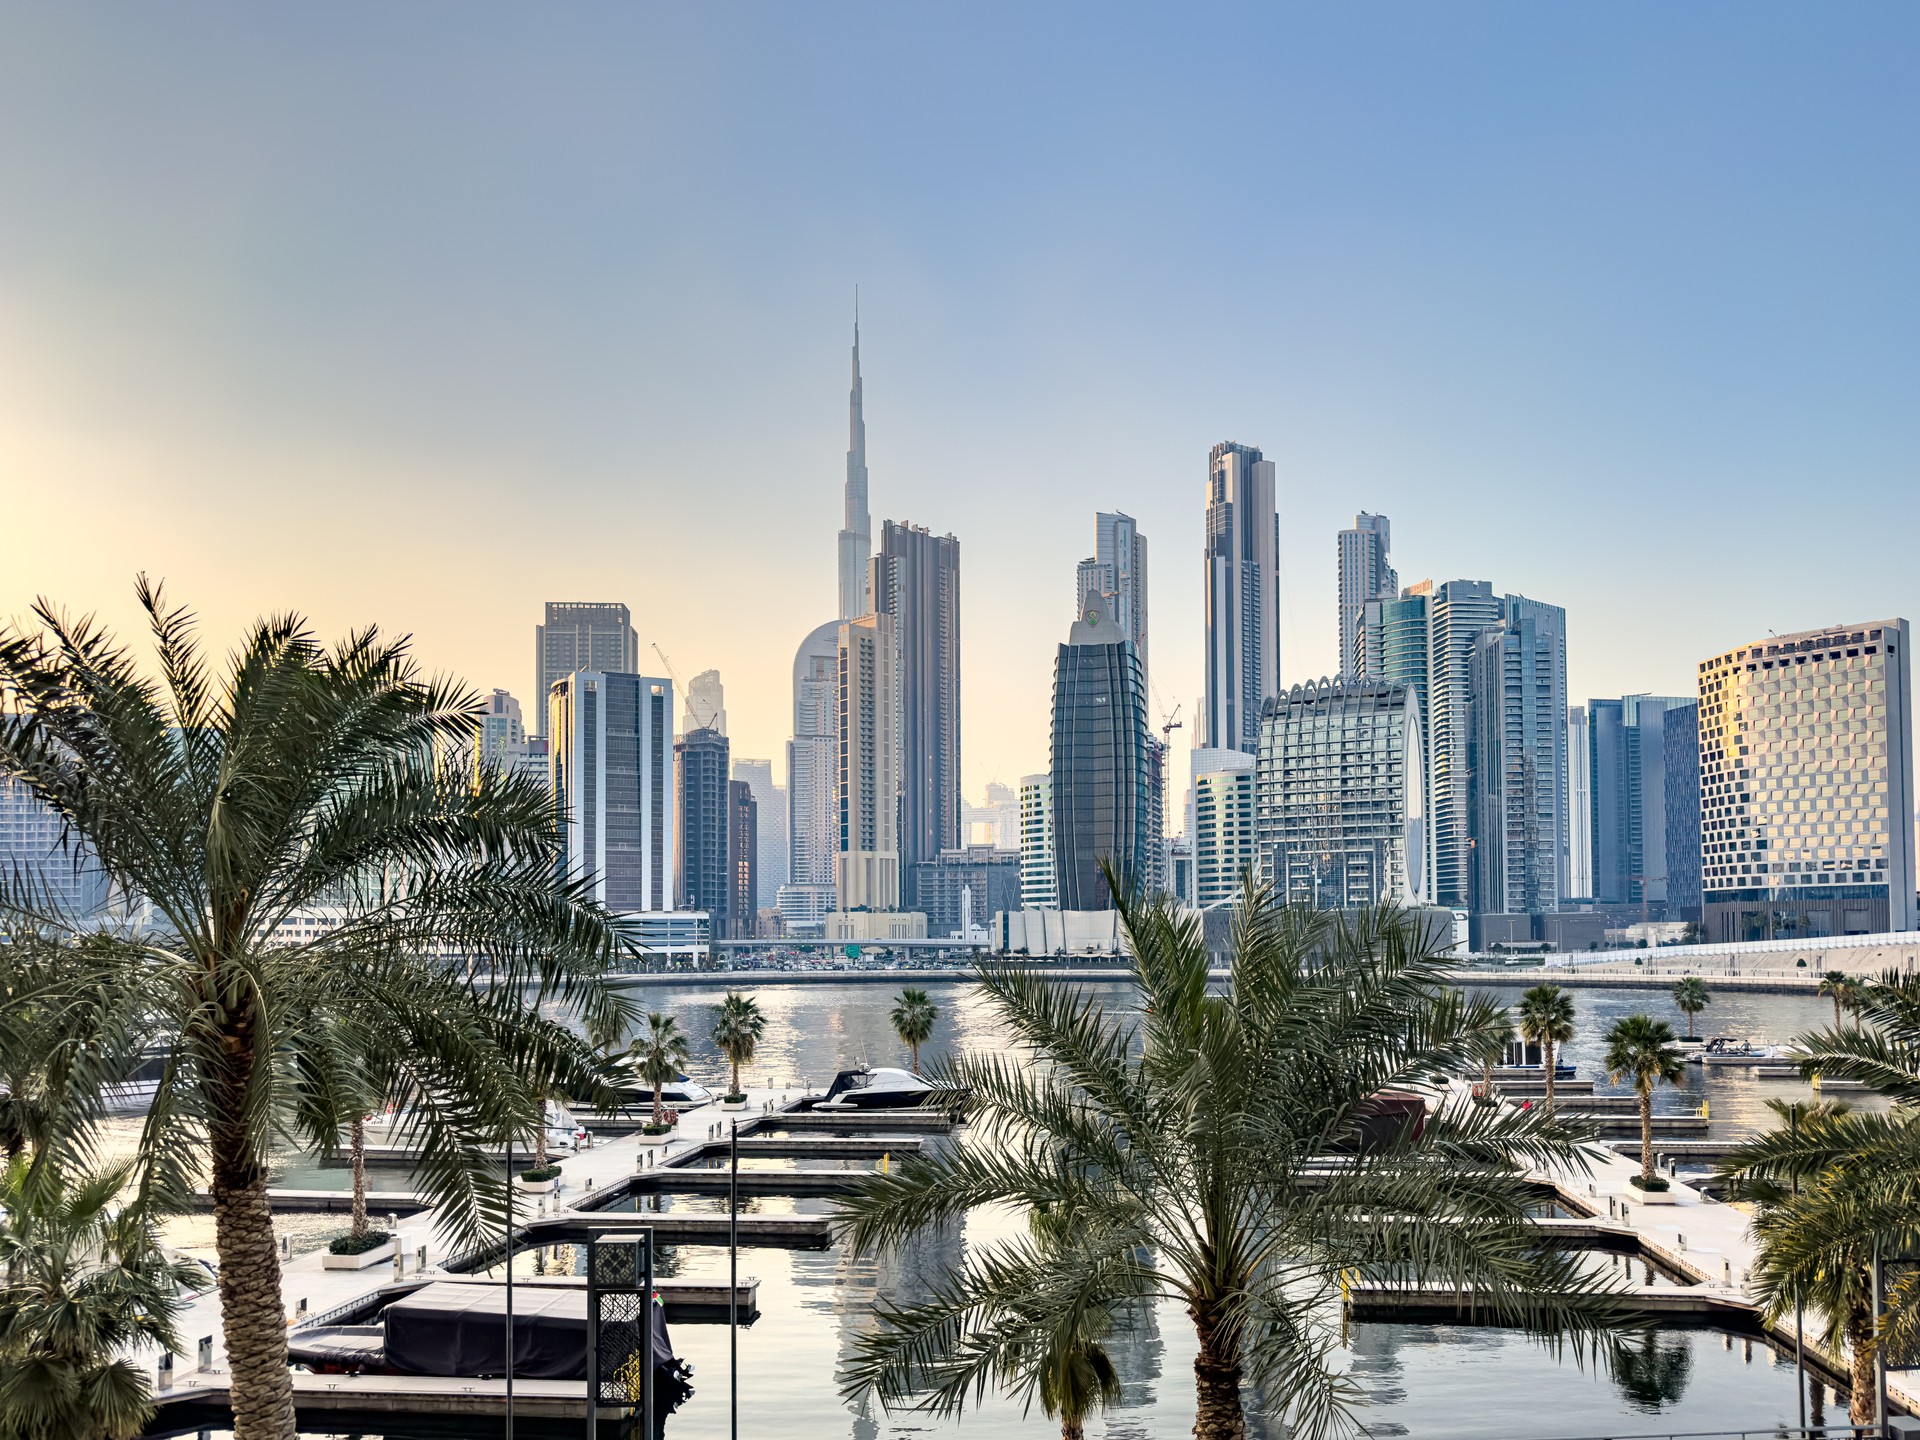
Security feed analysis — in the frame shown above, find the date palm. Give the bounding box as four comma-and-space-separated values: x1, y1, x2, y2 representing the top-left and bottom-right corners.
0, 584, 634, 1440
890, 987, 938, 1073
1472, 1002, 1514, 1097
1517, 983, 1576, 1114
1670, 976, 1710, 1040
0, 1157, 203, 1440
711, 992, 767, 1100
840, 869, 1620, 1440
1818, 971, 1858, 1028
1603, 1015, 1686, 1185
1791, 967, 1920, 1103
631, 1012, 693, 1128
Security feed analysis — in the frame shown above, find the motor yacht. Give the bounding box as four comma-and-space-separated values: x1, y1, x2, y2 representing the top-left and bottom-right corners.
813, 1065, 952, 1111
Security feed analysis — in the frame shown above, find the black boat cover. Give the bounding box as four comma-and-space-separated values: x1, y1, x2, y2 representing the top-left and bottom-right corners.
286, 1325, 387, 1370
380, 1280, 674, 1381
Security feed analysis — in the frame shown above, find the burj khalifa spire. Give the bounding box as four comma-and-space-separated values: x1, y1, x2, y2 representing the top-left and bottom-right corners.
836, 303, 872, 620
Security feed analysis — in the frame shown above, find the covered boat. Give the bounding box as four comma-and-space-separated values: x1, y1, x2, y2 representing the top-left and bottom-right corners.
813, 1065, 954, 1111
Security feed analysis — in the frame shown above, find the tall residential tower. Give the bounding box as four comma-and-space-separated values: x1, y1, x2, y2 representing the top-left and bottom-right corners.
1076, 511, 1149, 676
1337, 514, 1397, 679
1202, 442, 1281, 753
533, 603, 638, 737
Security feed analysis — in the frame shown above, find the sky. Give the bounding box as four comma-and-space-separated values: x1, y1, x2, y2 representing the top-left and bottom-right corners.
2, 5, 1916, 812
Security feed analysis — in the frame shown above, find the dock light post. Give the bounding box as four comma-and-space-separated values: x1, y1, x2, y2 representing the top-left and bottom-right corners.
730, 1118, 740, 1440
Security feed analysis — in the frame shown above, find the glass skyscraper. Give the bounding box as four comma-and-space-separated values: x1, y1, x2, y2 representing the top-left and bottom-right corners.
549, 671, 675, 913
1049, 607, 1153, 909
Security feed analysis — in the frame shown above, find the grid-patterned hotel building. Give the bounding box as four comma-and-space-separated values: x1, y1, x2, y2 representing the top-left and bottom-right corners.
1697, 620, 1913, 941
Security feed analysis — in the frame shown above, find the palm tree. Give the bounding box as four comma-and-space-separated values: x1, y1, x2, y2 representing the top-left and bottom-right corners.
631, 1012, 693, 1129
840, 870, 1619, 1439
0, 1158, 203, 1440
1603, 1015, 1686, 1186
889, 987, 938, 1073
1818, 970, 1856, 1027
1473, 1002, 1515, 1097
0, 584, 634, 1440
1670, 976, 1710, 1040
1516, 983, 1576, 1114
711, 992, 767, 1100
1717, 1100, 1919, 1426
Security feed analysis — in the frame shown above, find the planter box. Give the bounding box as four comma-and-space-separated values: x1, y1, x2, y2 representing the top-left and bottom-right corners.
515, 1175, 558, 1193
720, 1099, 748, 1112
637, 1131, 674, 1146
1629, 1185, 1677, 1205
322, 1239, 397, 1271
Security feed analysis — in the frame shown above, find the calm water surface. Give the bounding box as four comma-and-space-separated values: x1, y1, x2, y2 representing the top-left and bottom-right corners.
138, 978, 1847, 1437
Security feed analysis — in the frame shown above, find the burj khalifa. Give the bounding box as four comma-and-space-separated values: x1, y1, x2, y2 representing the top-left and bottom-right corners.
836, 314, 872, 621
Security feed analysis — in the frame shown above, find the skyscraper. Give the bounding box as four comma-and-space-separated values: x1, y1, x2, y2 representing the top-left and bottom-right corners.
1075, 511, 1149, 676
1663, 702, 1702, 923
837, 610, 901, 911
1193, 765, 1256, 909
1698, 620, 1914, 940
838, 315, 873, 622
683, 670, 726, 735
1337, 514, 1397, 679
675, 725, 732, 931
782, 621, 841, 929
1424, 580, 1505, 909
1465, 598, 1570, 916
533, 603, 638, 737
1586, 694, 1692, 910
549, 671, 674, 912
1356, 582, 1431, 730
1050, 605, 1154, 909
1018, 774, 1056, 908
874, 522, 962, 898
1567, 705, 1593, 901
1256, 678, 1425, 910
1202, 441, 1280, 753
728, 778, 757, 939
733, 757, 788, 912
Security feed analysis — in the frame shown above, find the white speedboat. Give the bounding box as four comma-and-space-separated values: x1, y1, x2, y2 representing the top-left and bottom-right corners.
1692, 1036, 1779, 1065
813, 1066, 949, 1111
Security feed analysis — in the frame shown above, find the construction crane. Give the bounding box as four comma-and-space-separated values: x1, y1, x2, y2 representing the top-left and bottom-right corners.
650, 642, 723, 731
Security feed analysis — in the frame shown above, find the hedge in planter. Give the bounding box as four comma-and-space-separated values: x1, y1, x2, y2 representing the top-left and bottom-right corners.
328, 1229, 392, 1256
520, 1164, 563, 1184
642, 1123, 674, 1136
1628, 1174, 1671, 1192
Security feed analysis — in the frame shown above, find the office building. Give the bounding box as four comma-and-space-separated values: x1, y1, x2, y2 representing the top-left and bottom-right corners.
675, 726, 732, 932
1586, 695, 1692, 911
1076, 511, 1149, 676
838, 316, 873, 622
478, 689, 526, 764
1018, 773, 1056, 908
909, 845, 1021, 938
0, 775, 108, 917
1256, 678, 1425, 911
1050, 606, 1154, 909
534, 604, 638, 737
1698, 620, 1915, 940
837, 611, 901, 911
1193, 765, 1256, 909
1167, 835, 1195, 907
683, 670, 726, 736
1202, 441, 1280, 753
1356, 582, 1431, 721
1567, 706, 1593, 901
549, 672, 674, 912
729, 779, 757, 939
733, 758, 787, 912
781, 621, 841, 927
1465, 598, 1570, 916
1663, 702, 1703, 923
875, 522, 962, 897
1424, 580, 1506, 909
1337, 514, 1397, 679
1143, 735, 1168, 894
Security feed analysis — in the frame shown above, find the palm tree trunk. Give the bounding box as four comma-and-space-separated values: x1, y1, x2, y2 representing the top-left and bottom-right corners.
1847, 1287, 1876, 1426
211, 1111, 297, 1440
731, 1054, 741, 1097
534, 1086, 549, 1171
1061, 1418, 1085, 1440
1189, 1299, 1245, 1440
1639, 1085, 1654, 1183
910, 1040, 920, 1075
349, 1114, 368, 1241
1543, 1036, 1556, 1115
651, 1079, 664, 1130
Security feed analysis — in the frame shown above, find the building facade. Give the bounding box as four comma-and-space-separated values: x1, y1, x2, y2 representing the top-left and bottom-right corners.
1018, 773, 1056, 908
1424, 580, 1506, 910
908, 845, 1021, 938
1465, 598, 1570, 916
1356, 584, 1431, 722
837, 610, 901, 911
1586, 694, 1692, 911
549, 671, 675, 912
1193, 765, 1256, 908
0, 775, 108, 917
1698, 620, 1915, 940
1076, 511, 1149, 676
1663, 701, 1703, 922
875, 522, 962, 901
1050, 607, 1154, 909
839, 317, 873, 622
1255, 678, 1425, 911
1567, 705, 1593, 901
733, 757, 787, 912
1202, 441, 1280, 753
781, 621, 841, 928
1337, 513, 1397, 679
728, 778, 757, 938
534, 603, 638, 737
675, 725, 732, 933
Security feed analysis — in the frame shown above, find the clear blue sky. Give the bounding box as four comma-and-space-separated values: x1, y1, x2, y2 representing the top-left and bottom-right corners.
2, 5, 1915, 802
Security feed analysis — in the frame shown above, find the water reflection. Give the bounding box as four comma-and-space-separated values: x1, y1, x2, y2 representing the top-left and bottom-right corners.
1610, 1329, 1695, 1411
